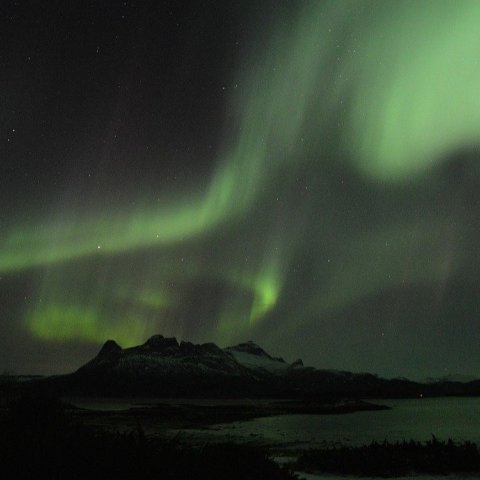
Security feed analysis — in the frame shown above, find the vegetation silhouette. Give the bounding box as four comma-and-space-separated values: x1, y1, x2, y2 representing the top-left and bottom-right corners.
0, 394, 297, 479
296, 436, 480, 476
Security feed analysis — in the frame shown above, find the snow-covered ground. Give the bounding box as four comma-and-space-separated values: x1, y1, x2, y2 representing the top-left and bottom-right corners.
226, 348, 290, 373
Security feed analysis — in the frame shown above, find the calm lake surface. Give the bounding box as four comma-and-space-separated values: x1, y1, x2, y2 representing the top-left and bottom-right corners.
198, 397, 480, 447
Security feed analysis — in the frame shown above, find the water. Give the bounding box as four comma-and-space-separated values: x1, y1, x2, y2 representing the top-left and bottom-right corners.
177, 397, 480, 448
70, 396, 480, 446
176, 397, 480, 479
70, 396, 480, 479
222, 397, 480, 446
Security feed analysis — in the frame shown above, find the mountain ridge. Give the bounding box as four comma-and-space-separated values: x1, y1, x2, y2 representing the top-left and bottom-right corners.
20, 334, 480, 399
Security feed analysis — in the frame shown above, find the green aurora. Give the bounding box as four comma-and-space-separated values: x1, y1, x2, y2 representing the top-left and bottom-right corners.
2, 0, 480, 377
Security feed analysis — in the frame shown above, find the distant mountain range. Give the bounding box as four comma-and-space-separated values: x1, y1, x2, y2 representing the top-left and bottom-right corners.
15, 335, 480, 398
423, 374, 479, 384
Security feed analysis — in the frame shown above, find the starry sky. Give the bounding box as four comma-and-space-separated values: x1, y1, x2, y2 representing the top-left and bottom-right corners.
1, 0, 480, 379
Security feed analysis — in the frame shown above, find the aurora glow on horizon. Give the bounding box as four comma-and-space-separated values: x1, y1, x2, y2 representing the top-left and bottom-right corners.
2, 0, 480, 378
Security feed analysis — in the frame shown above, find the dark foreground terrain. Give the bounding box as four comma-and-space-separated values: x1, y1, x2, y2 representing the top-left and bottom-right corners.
2, 395, 480, 479
296, 437, 480, 477
0, 395, 296, 480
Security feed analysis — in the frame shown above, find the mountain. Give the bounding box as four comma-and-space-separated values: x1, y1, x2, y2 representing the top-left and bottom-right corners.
82, 335, 250, 377
20, 335, 480, 398
424, 374, 479, 384
224, 340, 298, 374
67, 335, 316, 397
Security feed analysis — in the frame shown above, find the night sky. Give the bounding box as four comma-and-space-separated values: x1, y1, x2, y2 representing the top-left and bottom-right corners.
2, 0, 480, 379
